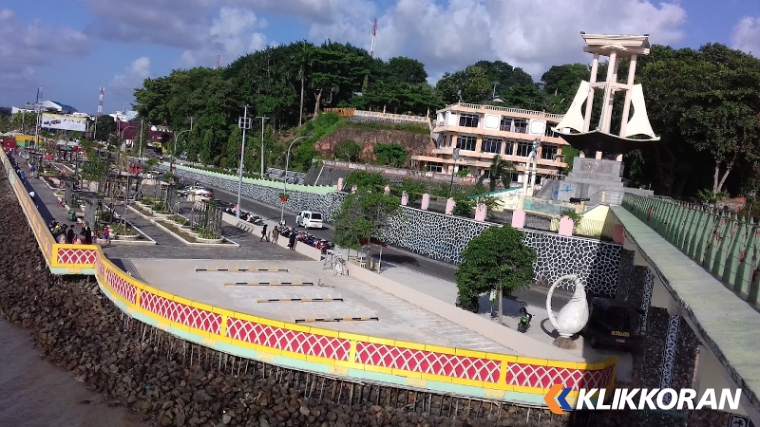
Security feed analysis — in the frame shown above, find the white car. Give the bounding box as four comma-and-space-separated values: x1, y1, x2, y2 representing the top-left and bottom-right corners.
296, 211, 323, 229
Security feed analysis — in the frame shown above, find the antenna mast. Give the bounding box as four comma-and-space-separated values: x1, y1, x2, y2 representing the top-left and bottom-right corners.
215, 55, 221, 70
97, 87, 104, 117
370, 18, 378, 58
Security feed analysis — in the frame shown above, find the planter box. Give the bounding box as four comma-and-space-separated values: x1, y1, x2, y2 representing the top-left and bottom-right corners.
114, 234, 139, 241
195, 236, 224, 244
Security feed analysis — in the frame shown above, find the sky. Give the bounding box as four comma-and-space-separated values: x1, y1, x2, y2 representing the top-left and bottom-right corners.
2, 0, 760, 116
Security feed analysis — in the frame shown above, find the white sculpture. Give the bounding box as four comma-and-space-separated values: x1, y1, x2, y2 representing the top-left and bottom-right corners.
546, 274, 589, 348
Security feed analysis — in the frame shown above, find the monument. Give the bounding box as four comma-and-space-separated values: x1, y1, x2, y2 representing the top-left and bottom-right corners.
552, 33, 658, 206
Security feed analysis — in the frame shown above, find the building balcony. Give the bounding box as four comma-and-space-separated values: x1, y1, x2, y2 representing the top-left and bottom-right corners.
412, 154, 565, 175
428, 148, 567, 169
433, 124, 567, 145
437, 101, 564, 122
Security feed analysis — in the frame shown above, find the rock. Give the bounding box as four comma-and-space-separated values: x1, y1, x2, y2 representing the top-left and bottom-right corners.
222, 413, 231, 424
299, 406, 310, 416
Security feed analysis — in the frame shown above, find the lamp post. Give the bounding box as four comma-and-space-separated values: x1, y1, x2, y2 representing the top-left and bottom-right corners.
256, 116, 268, 177
280, 136, 309, 223
449, 148, 461, 196
237, 106, 252, 219
170, 118, 194, 173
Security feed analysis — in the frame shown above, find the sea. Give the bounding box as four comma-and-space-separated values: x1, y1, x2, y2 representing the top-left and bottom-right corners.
0, 321, 149, 427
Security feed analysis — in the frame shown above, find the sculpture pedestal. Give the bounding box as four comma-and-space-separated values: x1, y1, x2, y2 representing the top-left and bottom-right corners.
555, 158, 653, 206
553, 336, 577, 350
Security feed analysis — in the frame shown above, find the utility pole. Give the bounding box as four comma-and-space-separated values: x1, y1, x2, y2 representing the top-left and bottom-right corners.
34, 87, 41, 150
237, 106, 252, 219
138, 119, 144, 158
255, 116, 268, 177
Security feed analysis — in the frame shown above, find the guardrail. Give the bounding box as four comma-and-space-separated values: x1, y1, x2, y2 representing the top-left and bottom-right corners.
623, 193, 760, 302
2, 148, 618, 405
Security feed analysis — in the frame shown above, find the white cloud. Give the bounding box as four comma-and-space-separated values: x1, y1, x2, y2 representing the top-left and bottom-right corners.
111, 57, 152, 92
0, 9, 92, 96
732, 17, 760, 56
179, 7, 269, 68
310, 0, 687, 79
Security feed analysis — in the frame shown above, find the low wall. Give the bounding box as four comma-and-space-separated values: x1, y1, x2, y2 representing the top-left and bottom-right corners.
3, 150, 618, 409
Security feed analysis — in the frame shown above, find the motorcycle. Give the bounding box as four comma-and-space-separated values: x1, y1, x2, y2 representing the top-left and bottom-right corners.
517, 307, 533, 333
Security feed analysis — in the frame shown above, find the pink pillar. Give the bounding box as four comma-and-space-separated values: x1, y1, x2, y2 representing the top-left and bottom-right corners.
445, 198, 455, 214
613, 224, 625, 244
337, 177, 343, 191
474, 203, 487, 221
351, 185, 357, 194
511, 209, 526, 229
558, 216, 574, 236
384, 185, 390, 195
401, 191, 408, 206
421, 193, 430, 210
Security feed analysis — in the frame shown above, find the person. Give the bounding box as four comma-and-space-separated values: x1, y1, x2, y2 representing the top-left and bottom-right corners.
288, 229, 297, 251
65, 226, 75, 244
271, 225, 279, 244
260, 223, 269, 242
103, 225, 110, 246
19, 170, 25, 181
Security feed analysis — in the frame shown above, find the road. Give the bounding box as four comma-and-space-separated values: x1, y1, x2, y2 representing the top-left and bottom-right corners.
199, 182, 570, 309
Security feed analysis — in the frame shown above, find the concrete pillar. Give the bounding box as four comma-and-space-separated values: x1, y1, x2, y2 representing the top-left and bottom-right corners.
401, 191, 408, 206
511, 209, 526, 228
619, 54, 638, 138
600, 51, 618, 135
421, 193, 430, 210
583, 54, 600, 133
558, 216, 574, 236
474, 203, 487, 221
445, 198, 455, 214
337, 177, 343, 191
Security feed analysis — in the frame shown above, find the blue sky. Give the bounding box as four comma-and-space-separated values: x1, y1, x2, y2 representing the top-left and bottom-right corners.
2, 0, 760, 116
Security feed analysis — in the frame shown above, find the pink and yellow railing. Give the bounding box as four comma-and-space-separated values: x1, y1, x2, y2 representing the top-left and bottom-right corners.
1, 149, 617, 405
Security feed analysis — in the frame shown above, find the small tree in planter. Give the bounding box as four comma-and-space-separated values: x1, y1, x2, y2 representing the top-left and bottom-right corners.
279, 192, 289, 203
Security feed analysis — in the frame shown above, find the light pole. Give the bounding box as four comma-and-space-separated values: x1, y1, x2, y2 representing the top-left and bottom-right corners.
255, 116, 268, 177
280, 136, 309, 223
170, 126, 193, 174
449, 148, 461, 196
237, 106, 252, 219
120, 125, 134, 152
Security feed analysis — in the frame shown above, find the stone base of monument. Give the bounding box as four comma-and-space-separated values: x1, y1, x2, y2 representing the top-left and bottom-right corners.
553, 336, 577, 349
554, 158, 653, 207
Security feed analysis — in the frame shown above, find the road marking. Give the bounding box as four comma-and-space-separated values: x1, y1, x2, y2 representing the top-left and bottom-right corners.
224, 281, 313, 286
255, 298, 343, 303
295, 317, 379, 323
196, 268, 288, 272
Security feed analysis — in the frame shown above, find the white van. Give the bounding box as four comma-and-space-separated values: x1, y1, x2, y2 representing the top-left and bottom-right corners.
296, 211, 324, 229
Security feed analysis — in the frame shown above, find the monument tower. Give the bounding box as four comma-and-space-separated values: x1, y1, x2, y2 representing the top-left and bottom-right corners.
552, 33, 659, 206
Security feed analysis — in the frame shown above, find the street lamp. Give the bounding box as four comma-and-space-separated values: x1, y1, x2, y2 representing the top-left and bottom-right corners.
120, 125, 134, 150
449, 148, 461, 196
256, 116, 268, 177
170, 128, 193, 173
237, 106, 252, 219
280, 135, 309, 223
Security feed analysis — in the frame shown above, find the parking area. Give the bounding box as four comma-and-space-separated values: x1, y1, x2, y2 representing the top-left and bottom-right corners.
128, 258, 531, 356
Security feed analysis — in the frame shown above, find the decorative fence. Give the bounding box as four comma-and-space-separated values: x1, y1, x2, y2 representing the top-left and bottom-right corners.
622, 194, 760, 303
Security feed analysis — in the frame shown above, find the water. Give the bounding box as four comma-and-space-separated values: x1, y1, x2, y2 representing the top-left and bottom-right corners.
0, 321, 149, 427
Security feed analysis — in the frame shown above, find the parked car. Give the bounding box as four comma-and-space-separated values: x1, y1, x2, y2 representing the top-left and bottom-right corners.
180, 186, 213, 198
581, 297, 644, 351
296, 210, 323, 229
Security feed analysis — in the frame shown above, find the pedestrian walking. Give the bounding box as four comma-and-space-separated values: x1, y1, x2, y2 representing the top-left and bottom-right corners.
260, 224, 269, 242
103, 225, 111, 246
288, 230, 297, 251
271, 225, 279, 244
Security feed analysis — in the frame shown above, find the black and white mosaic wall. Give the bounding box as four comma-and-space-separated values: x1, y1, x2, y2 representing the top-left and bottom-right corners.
174, 166, 622, 295
166, 167, 345, 222
384, 207, 622, 296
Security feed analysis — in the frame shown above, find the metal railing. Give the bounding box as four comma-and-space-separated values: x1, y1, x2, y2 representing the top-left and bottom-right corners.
622, 193, 760, 303
452, 102, 564, 121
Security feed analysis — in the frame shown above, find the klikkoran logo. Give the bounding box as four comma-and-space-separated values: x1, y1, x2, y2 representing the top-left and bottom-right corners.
545, 384, 742, 415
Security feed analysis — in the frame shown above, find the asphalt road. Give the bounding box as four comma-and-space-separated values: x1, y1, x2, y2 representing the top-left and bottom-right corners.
200, 182, 570, 309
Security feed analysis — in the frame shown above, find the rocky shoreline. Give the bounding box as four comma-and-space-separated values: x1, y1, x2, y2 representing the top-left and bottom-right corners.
1, 170, 726, 427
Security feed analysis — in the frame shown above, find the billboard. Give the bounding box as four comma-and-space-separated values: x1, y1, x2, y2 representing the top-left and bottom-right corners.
41, 113, 88, 132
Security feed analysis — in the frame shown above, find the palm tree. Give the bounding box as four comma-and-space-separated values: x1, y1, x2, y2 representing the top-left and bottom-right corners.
478, 156, 515, 192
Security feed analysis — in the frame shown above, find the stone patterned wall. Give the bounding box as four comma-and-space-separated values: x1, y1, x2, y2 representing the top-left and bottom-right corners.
385, 207, 622, 296
175, 167, 623, 295
168, 167, 346, 222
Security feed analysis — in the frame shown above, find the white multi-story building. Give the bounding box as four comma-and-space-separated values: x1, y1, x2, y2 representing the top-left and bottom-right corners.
412, 102, 569, 186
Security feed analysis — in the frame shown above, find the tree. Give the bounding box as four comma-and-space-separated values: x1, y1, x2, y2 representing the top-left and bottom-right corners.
333, 189, 400, 254
384, 57, 428, 85
478, 156, 514, 192
333, 139, 362, 162
344, 170, 387, 191
455, 226, 536, 320
374, 143, 407, 167
93, 116, 116, 142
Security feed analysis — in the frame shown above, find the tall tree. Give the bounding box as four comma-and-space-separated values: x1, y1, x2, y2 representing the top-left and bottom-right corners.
384, 57, 428, 85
